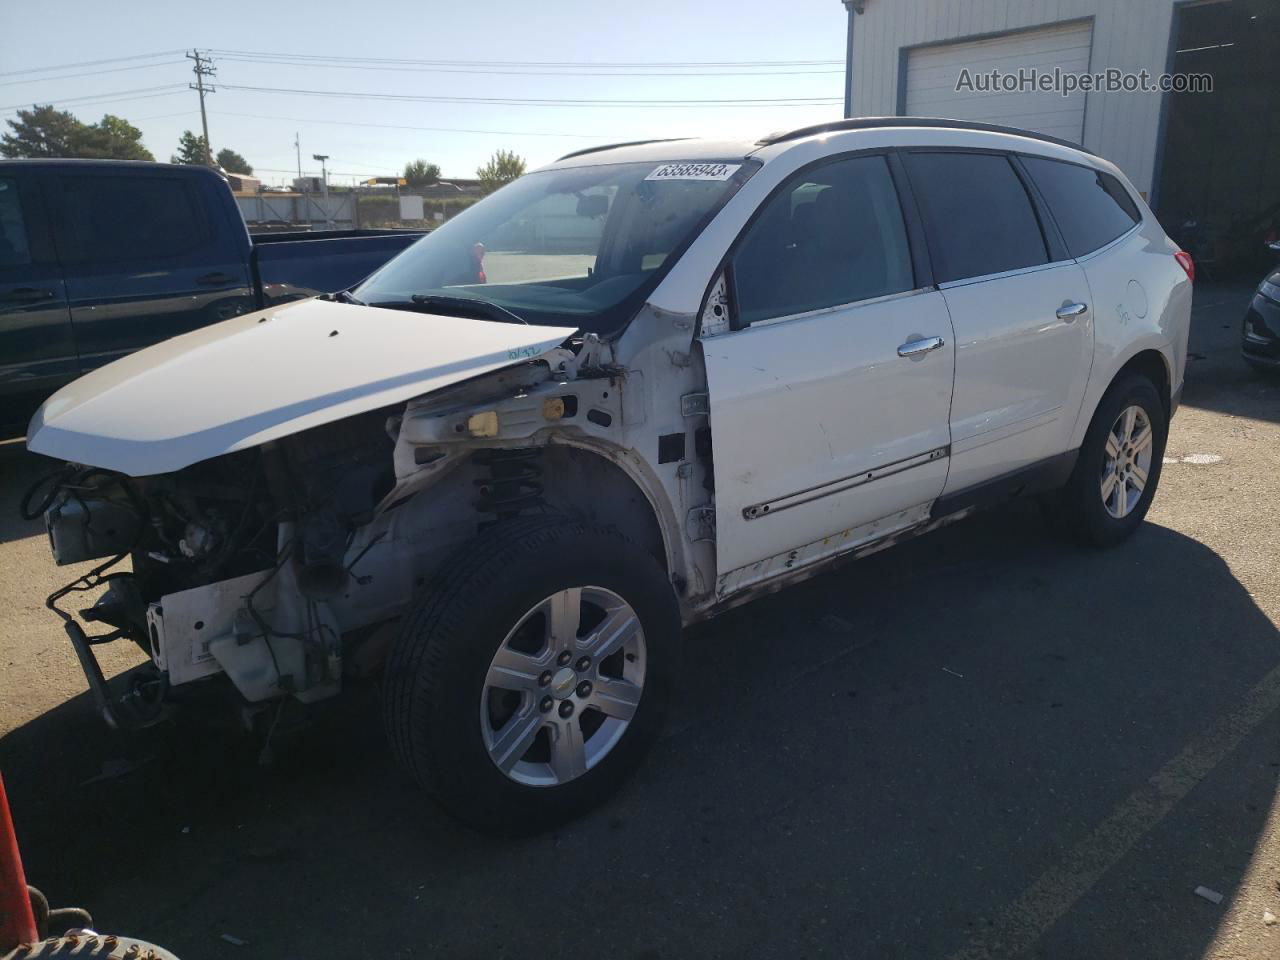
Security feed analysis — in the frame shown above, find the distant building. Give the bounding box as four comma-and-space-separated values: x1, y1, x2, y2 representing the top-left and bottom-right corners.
224, 171, 261, 195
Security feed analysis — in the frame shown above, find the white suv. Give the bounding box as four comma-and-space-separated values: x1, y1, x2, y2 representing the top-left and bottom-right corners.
27, 119, 1193, 830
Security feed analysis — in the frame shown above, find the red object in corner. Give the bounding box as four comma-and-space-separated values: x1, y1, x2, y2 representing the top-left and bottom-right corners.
0, 773, 37, 951
1175, 250, 1195, 284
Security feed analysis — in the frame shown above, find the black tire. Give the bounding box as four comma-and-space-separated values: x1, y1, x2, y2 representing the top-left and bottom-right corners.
383, 517, 678, 833
1052, 371, 1168, 548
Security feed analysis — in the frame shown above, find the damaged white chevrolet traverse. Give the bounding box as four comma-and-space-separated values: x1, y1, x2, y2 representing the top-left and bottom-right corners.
25, 119, 1193, 831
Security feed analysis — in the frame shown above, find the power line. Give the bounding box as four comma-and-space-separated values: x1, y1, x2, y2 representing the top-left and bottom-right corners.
0, 85, 188, 113
0, 50, 186, 79
213, 54, 843, 78
210, 109, 638, 138
217, 83, 840, 108
0, 60, 189, 88
207, 49, 843, 69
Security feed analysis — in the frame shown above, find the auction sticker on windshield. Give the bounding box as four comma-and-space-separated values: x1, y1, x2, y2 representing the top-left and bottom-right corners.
645, 162, 741, 181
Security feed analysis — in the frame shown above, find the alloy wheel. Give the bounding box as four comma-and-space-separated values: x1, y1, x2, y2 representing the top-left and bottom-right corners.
480, 586, 647, 787
1100, 404, 1154, 519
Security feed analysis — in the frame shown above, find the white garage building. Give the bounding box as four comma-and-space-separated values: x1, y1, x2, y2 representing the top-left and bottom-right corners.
845, 0, 1278, 269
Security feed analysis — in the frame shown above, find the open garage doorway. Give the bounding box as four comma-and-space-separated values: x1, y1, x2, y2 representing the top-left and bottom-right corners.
1156, 0, 1280, 278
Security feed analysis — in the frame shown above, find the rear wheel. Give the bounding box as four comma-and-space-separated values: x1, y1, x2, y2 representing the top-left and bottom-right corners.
1052, 372, 1168, 547
383, 518, 677, 832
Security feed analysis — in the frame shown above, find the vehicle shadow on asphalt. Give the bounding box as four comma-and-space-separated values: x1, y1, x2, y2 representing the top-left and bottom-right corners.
2, 504, 1277, 959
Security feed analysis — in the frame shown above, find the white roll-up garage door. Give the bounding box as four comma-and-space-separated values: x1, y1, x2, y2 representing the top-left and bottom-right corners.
903, 21, 1093, 143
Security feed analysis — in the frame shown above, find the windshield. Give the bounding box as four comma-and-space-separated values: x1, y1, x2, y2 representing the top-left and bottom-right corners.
354, 159, 757, 334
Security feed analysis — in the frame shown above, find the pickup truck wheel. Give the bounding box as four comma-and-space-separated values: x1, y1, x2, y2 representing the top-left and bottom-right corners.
1055, 372, 1167, 547
382, 518, 677, 832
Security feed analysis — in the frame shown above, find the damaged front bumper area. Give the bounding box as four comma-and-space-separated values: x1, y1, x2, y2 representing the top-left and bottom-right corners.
32, 431, 387, 729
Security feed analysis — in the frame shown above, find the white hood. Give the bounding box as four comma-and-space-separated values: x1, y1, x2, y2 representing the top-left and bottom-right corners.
27, 298, 576, 476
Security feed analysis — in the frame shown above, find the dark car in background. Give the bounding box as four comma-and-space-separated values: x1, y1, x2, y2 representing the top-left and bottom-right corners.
0, 160, 424, 433
1242, 241, 1280, 373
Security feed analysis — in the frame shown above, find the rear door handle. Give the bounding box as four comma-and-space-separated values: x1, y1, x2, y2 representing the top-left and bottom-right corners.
0, 287, 56, 304
1056, 302, 1088, 321
196, 271, 238, 286
897, 335, 946, 358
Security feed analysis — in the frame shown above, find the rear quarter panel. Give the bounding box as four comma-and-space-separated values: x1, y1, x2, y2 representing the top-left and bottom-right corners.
1069, 199, 1191, 448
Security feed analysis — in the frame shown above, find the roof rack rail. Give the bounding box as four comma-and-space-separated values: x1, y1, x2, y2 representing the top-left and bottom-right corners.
757, 116, 1097, 157
556, 138, 691, 162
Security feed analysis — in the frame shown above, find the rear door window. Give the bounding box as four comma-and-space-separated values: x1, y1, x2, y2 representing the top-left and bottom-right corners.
58, 174, 209, 264
1021, 156, 1141, 257
732, 154, 915, 327
904, 152, 1049, 283
0, 177, 32, 268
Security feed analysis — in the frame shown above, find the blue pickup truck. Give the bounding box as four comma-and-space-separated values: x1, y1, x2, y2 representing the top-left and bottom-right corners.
0, 159, 423, 433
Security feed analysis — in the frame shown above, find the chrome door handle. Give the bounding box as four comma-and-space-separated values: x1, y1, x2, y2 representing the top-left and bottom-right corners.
1056, 302, 1088, 321
897, 336, 945, 358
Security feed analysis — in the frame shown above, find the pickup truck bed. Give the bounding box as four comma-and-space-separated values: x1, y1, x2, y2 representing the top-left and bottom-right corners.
0, 159, 422, 433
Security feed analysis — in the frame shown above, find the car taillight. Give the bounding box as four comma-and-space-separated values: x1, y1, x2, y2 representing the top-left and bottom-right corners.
1175, 250, 1195, 283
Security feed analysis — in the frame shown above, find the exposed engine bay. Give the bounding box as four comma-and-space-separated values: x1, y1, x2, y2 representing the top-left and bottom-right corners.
30, 407, 396, 725
26, 316, 713, 732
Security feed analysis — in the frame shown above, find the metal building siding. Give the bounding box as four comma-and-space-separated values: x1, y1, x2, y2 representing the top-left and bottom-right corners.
903, 21, 1093, 142
851, 0, 1179, 194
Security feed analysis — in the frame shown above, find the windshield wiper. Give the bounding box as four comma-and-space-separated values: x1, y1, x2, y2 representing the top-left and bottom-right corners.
408, 293, 528, 325
320, 289, 366, 306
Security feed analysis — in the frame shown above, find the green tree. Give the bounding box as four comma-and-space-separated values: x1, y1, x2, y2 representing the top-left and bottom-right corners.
215, 147, 252, 174
0, 106, 154, 160
77, 114, 153, 161
476, 149, 526, 193
171, 130, 210, 165
403, 158, 441, 188
0, 105, 85, 158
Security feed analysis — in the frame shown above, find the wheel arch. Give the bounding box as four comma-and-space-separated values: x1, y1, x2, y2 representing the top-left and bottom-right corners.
1072, 342, 1175, 448
540, 438, 677, 578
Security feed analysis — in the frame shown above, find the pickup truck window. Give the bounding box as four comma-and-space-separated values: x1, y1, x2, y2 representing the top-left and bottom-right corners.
0, 178, 31, 268
732, 154, 914, 327
904, 152, 1049, 283
58, 175, 208, 264
355, 160, 756, 334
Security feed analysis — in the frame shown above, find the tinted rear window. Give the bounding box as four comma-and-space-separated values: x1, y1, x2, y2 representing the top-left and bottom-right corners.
904, 152, 1048, 283
59, 175, 208, 263
0, 177, 31, 268
1021, 156, 1141, 257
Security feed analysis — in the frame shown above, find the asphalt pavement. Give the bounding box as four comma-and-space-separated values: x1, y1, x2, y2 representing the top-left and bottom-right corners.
1, 280, 1279, 959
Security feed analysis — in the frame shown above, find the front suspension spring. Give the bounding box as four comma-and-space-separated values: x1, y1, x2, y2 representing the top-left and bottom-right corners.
473, 448, 544, 525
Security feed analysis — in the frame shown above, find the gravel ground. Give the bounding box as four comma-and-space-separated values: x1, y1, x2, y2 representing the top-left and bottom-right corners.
2, 280, 1279, 959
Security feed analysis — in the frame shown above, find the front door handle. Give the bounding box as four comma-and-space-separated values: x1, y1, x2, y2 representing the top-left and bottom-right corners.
196, 271, 237, 286
897, 335, 946, 358
1056, 301, 1089, 321
0, 287, 56, 305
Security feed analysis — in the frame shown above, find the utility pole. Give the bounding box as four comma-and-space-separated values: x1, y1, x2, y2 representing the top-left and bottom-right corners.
841, 1, 866, 119
312, 154, 330, 198
312, 154, 332, 229
187, 49, 216, 163
294, 132, 302, 182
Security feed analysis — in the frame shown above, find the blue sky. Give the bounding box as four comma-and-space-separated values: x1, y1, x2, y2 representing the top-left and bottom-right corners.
0, 0, 850, 184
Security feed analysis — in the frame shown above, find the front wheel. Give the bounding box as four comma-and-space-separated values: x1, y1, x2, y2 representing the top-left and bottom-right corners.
1051, 372, 1168, 547
382, 518, 678, 832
